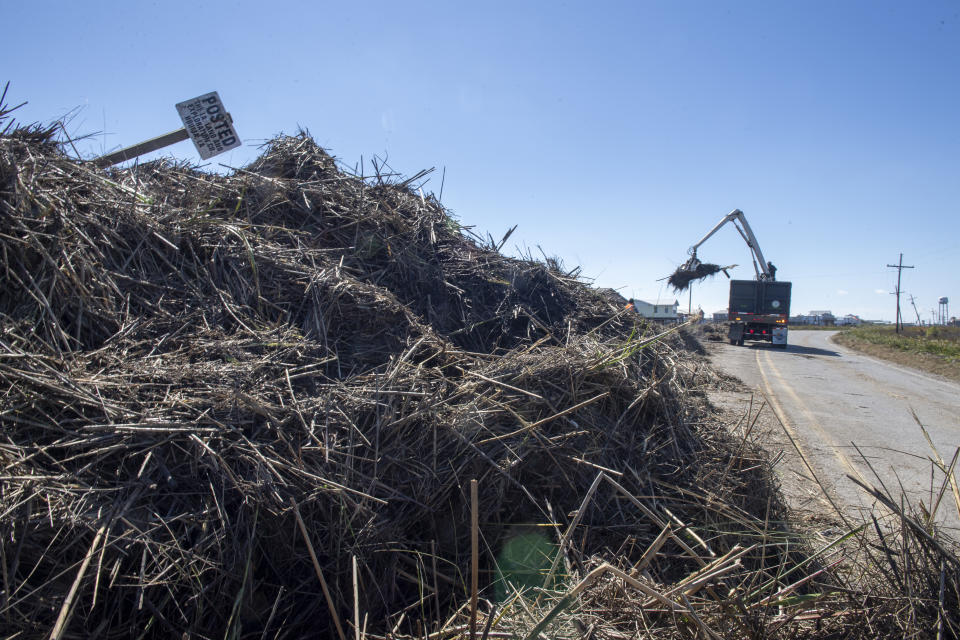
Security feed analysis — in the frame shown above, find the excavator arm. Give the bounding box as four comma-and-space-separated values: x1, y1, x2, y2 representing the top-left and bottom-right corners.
686, 209, 775, 280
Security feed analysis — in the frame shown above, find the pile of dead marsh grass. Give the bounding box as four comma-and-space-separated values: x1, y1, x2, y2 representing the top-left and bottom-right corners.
0, 125, 730, 637
467, 405, 960, 640
668, 262, 722, 292
1, 102, 955, 639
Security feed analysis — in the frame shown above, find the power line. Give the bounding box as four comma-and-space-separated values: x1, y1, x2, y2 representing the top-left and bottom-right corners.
886, 253, 914, 333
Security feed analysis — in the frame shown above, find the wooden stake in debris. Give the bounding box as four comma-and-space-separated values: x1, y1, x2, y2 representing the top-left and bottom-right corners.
94, 128, 191, 166
291, 498, 347, 640
470, 478, 479, 640
352, 556, 361, 640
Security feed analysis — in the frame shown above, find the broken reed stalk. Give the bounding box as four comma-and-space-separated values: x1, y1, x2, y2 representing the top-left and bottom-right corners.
48, 525, 106, 640
470, 478, 479, 640
353, 556, 361, 640
292, 498, 347, 640
916, 412, 960, 525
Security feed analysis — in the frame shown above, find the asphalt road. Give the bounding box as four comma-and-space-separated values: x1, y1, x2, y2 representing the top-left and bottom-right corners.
708, 329, 960, 533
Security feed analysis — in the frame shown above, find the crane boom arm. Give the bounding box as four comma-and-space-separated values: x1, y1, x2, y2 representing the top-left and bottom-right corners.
689, 209, 774, 280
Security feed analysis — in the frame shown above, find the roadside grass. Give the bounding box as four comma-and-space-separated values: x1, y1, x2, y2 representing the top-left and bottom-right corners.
845, 324, 960, 359
834, 324, 960, 383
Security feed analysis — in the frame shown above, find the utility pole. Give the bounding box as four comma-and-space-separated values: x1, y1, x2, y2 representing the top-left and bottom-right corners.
886, 253, 914, 333
908, 295, 922, 326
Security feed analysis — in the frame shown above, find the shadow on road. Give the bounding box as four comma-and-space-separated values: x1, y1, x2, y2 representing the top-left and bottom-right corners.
740, 343, 841, 357
784, 344, 841, 357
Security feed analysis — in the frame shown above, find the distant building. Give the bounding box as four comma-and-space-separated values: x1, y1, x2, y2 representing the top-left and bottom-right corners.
790, 311, 843, 326
804, 310, 835, 326
632, 299, 679, 321
836, 314, 862, 326
712, 310, 728, 322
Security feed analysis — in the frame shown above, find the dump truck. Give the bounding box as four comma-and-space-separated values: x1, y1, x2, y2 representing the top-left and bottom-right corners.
727, 279, 791, 347
676, 209, 792, 347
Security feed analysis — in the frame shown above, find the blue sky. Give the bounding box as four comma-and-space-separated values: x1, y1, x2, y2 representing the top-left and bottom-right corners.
7, 1, 958, 321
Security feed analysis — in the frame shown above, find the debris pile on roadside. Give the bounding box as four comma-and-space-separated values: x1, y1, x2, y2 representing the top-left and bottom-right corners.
1, 104, 957, 639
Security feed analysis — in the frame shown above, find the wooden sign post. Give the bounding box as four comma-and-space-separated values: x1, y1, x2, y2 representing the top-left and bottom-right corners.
94, 91, 240, 166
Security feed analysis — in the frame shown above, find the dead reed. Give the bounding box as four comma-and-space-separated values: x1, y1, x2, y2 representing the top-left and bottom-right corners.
0, 101, 956, 639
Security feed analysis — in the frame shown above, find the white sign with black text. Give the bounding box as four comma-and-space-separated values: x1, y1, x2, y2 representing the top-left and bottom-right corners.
175, 91, 241, 160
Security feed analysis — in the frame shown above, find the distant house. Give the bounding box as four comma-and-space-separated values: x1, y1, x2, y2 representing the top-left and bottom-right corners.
791, 311, 845, 326
712, 310, 728, 322
632, 299, 679, 321
804, 310, 835, 326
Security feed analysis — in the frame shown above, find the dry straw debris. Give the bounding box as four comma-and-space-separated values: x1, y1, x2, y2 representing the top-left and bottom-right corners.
1, 93, 958, 639
668, 262, 722, 292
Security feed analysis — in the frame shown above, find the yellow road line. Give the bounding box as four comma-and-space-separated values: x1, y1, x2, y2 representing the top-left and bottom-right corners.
755, 350, 806, 453
753, 350, 854, 525
757, 349, 865, 484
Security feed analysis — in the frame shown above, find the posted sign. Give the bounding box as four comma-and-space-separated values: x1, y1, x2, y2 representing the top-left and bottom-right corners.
175, 92, 241, 160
